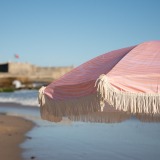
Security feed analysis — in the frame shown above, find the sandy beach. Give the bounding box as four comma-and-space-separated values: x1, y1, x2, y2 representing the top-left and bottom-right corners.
0, 114, 34, 160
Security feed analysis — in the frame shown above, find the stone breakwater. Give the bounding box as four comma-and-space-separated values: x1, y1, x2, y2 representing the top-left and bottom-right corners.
0, 62, 73, 88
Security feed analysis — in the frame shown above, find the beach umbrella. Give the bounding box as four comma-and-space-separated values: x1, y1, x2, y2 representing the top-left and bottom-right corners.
38, 41, 160, 122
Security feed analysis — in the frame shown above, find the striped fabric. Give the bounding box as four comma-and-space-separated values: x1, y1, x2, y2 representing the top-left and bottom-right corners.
107, 41, 160, 93
44, 46, 135, 100
39, 41, 160, 122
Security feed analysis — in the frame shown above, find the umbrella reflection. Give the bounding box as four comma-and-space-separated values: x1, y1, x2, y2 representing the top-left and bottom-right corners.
135, 113, 160, 123
40, 102, 130, 123
40, 103, 160, 123
69, 111, 131, 123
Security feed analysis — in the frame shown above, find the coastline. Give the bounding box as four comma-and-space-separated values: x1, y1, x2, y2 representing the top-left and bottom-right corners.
0, 114, 35, 160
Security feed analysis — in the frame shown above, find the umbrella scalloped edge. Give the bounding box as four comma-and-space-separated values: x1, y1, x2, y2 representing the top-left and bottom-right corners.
95, 74, 160, 114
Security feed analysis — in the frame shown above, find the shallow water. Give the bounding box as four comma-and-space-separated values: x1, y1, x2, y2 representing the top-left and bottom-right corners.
0, 90, 160, 160
0, 90, 38, 106
24, 120, 160, 160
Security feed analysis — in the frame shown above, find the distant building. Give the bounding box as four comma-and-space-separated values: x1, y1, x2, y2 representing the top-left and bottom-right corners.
0, 63, 9, 72
0, 62, 74, 84
0, 62, 35, 74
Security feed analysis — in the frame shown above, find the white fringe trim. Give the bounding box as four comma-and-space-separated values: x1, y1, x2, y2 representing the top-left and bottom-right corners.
95, 74, 160, 114
38, 86, 46, 106
38, 86, 103, 122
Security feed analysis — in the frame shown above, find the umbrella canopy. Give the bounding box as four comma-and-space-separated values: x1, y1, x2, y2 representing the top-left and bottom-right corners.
39, 41, 160, 122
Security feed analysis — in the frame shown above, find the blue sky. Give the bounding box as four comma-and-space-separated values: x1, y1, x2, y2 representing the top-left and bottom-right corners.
0, 0, 160, 67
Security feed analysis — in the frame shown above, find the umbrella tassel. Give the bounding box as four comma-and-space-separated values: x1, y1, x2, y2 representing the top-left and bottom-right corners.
39, 91, 102, 122
95, 74, 160, 114
38, 86, 46, 106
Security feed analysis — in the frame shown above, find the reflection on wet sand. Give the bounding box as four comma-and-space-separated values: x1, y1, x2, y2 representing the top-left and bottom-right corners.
69, 111, 131, 123
69, 105, 131, 123
40, 103, 130, 123
40, 103, 160, 123
135, 113, 160, 122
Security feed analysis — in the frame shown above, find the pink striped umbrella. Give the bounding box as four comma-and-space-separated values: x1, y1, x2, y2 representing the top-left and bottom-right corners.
38, 41, 160, 122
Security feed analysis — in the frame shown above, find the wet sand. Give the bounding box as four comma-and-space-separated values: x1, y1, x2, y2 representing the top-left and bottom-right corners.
0, 114, 34, 160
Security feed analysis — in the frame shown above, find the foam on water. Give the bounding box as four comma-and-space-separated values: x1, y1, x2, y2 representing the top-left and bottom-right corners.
0, 90, 39, 107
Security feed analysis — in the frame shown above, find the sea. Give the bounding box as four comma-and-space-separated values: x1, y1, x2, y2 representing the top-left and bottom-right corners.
0, 90, 160, 160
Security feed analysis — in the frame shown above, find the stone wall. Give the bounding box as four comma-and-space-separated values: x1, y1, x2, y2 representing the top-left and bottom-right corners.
0, 62, 74, 86
8, 62, 35, 75
35, 66, 73, 79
